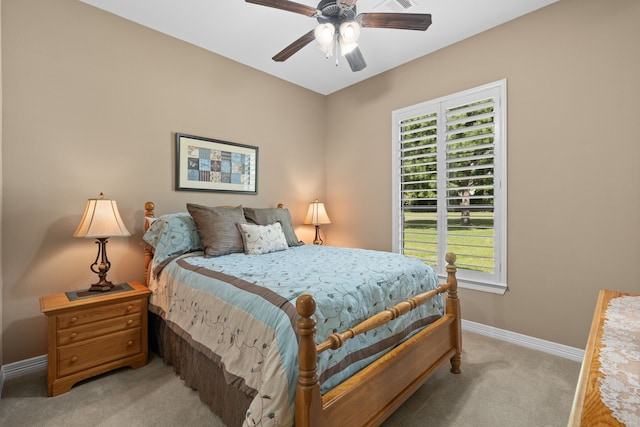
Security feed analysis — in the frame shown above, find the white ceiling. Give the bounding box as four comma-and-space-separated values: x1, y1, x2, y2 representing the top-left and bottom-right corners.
80, 0, 558, 95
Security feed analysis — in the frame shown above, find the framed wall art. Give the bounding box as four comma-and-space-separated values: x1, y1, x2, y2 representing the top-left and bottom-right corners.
175, 133, 258, 194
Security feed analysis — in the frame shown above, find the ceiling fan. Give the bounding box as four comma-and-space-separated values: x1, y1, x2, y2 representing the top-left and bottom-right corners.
245, 0, 432, 72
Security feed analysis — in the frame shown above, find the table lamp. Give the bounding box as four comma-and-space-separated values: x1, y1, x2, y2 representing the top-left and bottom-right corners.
303, 199, 331, 245
73, 193, 130, 292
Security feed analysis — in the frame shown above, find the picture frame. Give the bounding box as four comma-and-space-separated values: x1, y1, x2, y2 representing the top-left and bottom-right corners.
175, 133, 258, 194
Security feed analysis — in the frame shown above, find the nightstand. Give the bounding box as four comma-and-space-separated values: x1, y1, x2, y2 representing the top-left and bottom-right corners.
39, 281, 152, 396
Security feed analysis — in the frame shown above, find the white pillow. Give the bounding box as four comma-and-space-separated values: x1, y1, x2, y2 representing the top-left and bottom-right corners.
237, 222, 288, 255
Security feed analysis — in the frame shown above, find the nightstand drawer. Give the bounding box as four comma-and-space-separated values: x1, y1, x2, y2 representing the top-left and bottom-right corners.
58, 328, 142, 377
57, 313, 141, 346
57, 299, 142, 329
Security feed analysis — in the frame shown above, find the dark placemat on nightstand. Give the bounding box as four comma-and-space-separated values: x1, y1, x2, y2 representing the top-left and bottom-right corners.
66, 283, 133, 301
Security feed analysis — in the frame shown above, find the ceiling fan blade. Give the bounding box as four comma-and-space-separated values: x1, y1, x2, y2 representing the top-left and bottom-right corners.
245, 0, 318, 17
358, 13, 432, 31
345, 47, 367, 72
272, 30, 316, 62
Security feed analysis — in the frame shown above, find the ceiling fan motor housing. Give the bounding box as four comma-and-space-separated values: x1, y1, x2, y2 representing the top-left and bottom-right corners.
317, 0, 356, 25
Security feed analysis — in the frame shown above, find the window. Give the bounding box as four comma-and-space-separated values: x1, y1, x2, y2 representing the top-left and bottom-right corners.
392, 80, 507, 294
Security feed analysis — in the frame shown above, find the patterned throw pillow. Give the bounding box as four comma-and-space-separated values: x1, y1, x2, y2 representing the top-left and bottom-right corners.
142, 212, 202, 273
243, 207, 303, 246
237, 222, 288, 255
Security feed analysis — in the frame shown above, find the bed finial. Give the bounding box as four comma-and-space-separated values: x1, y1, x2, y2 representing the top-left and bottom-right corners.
296, 294, 316, 317
445, 252, 456, 265
145, 201, 155, 217
445, 252, 458, 299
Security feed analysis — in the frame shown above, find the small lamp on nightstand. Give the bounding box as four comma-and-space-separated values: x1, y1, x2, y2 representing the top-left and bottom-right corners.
73, 193, 130, 292
304, 199, 331, 245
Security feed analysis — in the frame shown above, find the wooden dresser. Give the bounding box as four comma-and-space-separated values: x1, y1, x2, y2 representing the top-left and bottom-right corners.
40, 282, 151, 396
568, 289, 639, 426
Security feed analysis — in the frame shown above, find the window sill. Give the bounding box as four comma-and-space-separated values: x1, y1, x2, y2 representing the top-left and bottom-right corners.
438, 274, 507, 295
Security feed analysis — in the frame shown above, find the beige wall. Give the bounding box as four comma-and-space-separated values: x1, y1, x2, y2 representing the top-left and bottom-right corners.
325, 0, 640, 348
2, 0, 639, 364
1, 0, 325, 363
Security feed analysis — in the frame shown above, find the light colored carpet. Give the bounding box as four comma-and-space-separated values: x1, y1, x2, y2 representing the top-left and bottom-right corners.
0, 331, 580, 427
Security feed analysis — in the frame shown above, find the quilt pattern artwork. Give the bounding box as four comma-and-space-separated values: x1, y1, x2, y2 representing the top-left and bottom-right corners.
187, 145, 249, 185
176, 133, 258, 193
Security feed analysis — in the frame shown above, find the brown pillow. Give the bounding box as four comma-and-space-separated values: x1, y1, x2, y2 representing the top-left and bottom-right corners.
243, 207, 303, 247
186, 203, 246, 257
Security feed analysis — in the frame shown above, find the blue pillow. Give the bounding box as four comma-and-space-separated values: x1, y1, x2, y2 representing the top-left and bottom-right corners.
143, 212, 202, 275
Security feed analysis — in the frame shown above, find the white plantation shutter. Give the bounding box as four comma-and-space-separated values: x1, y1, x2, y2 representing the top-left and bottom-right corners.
398, 111, 439, 265
392, 80, 507, 294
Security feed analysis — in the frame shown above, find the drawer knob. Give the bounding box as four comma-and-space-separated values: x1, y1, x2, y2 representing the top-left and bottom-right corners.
127, 319, 133, 326
70, 317, 78, 324
126, 305, 133, 312
70, 356, 78, 363
127, 340, 134, 346
70, 332, 77, 339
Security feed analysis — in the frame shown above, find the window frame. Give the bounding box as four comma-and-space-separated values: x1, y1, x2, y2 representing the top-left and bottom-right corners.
391, 80, 508, 294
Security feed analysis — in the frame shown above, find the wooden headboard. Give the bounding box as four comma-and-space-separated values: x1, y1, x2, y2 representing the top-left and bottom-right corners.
143, 201, 155, 286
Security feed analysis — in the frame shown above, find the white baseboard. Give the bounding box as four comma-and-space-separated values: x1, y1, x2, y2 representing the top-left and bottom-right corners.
0, 354, 47, 397
0, 321, 584, 396
462, 319, 585, 362
0, 365, 4, 396
2, 354, 47, 380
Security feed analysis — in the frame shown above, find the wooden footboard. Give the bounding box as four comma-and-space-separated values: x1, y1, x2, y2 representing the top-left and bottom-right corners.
295, 253, 461, 427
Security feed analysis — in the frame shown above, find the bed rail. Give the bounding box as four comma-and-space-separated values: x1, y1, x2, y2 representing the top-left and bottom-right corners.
315, 282, 451, 355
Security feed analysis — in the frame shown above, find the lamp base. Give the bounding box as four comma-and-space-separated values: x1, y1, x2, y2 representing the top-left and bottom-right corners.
87, 237, 115, 292
69, 283, 130, 300
313, 225, 324, 245
88, 280, 114, 292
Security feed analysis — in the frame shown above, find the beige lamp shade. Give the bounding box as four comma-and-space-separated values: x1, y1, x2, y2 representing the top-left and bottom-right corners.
73, 193, 131, 238
304, 200, 331, 226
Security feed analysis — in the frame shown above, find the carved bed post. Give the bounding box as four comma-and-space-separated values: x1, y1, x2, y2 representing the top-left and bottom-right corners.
445, 252, 462, 374
295, 294, 323, 427
143, 201, 155, 286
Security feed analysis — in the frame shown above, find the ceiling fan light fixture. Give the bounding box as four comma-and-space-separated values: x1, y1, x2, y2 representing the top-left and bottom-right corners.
315, 22, 336, 57
339, 21, 360, 44
339, 39, 358, 56
338, 21, 360, 56
317, 40, 335, 57
315, 23, 335, 47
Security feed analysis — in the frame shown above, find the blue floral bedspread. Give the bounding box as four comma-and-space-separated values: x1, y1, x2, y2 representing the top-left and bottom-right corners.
148, 245, 442, 427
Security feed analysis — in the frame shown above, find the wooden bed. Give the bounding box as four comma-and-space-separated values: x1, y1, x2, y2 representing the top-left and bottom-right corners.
143, 201, 462, 427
